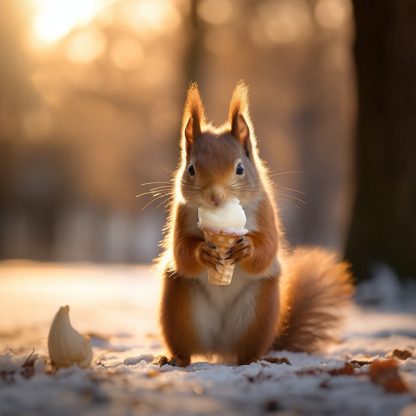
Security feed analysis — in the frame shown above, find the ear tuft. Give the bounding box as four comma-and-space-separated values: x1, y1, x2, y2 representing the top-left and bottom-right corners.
229, 81, 251, 157
182, 82, 205, 154
228, 80, 249, 123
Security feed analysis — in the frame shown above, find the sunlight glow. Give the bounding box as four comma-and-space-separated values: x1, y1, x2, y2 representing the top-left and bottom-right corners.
66, 28, 106, 63
119, 0, 181, 36
110, 37, 145, 70
198, 0, 234, 25
315, 0, 350, 29
258, 0, 312, 45
22, 108, 52, 140
33, 0, 103, 44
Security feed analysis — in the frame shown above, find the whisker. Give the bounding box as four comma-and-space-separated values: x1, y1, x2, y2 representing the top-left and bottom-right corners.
136, 190, 172, 198
226, 182, 257, 189
146, 183, 173, 188
140, 194, 172, 211
140, 181, 173, 187
136, 187, 172, 196
278, 186, 306, 195
227, 185, 259, 193
230, 190, 259, 194
229, 184, 258, 189
268, 170, 303, 178
136, 182, 177, 196
155, 197, 173, 209
277, 192, 306, 205
159, 166, 176, 175
143, 186, 173, 192
184, 194, 202, 203
183, 187, 203, 193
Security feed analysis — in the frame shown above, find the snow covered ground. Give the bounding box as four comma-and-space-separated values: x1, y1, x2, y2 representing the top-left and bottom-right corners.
0, 261, 415, 416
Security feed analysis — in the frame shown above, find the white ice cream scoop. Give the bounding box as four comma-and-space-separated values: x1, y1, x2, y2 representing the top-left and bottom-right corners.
198, 198, 247, 234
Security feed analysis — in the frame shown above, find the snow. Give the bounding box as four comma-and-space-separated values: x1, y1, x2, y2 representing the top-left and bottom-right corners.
0, 261, 415, 416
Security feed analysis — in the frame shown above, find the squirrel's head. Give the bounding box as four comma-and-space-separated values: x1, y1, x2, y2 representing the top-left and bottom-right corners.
177, 81, 263, 208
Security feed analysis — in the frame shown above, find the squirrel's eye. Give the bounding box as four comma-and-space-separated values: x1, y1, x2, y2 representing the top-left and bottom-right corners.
188, 164, 196, 176
236, 162, 244, 175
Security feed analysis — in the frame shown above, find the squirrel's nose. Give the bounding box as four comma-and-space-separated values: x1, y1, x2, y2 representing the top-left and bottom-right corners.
205, 187, 224, 207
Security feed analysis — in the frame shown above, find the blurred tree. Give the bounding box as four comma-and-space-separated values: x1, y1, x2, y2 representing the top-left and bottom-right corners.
346, 1, 416, 279
0, 1, 39, 258
184, 0, 202, 84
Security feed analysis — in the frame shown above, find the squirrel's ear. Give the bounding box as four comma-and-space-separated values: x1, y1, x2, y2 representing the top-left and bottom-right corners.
231, 114, 251, 157
229, 81, 252, 158
182, 83, 205, 155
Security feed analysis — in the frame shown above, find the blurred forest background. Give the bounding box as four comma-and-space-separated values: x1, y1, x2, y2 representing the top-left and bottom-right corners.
0, 0, 413, 279
0, 0, 354, 262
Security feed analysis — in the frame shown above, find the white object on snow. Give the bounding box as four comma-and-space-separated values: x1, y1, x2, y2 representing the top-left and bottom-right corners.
48, 305, 92, 368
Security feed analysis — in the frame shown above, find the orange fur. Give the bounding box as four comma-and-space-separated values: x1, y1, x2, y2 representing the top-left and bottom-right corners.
181, 83, 206, 157
233, 277, 279, 365
160, 270, 201, 365
241, 196, 279, 275
183, 82, 205, 129
173, 204, 204, 277
228, 80, 249, 124
273, 247, 354, 352
157, 82, 354, 366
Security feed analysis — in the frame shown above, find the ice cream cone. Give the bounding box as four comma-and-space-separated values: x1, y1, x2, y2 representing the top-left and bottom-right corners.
203, 230, 243, 285
198, 198, 248, 285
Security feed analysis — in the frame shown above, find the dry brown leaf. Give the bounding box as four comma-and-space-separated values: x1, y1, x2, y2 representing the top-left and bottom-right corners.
262, 357, 291, 365
391, 349, 412, 360
369, 359, 409, 393
297, 362, 356, 377
328, 363, 355, 376
349, 359, 373, 367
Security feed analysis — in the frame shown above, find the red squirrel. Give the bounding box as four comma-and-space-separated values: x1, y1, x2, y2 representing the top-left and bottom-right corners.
156, 82, 353, 366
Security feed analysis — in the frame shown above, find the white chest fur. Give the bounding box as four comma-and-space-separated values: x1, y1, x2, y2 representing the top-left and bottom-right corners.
182, 195, 276, 353
190, 269, 261, 353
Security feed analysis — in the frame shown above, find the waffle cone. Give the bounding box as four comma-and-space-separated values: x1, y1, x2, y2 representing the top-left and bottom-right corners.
202, 230, 243, 285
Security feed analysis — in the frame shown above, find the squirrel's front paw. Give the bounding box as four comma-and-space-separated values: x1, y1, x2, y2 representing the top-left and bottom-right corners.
225, 235, 253, 264
197, 241, 224, 271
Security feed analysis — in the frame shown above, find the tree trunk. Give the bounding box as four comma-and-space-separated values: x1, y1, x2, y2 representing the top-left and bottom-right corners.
345, 0, 416, 279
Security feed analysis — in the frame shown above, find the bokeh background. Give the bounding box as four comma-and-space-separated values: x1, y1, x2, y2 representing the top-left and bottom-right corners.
0, 0, 354, 263
0, 0, 414, 279
1, 4, 415, 414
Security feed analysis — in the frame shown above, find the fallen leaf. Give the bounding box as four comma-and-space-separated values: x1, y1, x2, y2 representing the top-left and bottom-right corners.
391, 349, 412, 360
297, 362, 356, 377
349, 359, 373, 367
262, 357, 291, 365
370, 359, 408, 393
328, 363, 355, 376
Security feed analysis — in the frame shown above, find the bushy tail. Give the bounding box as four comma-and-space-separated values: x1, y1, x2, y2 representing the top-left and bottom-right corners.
273, 247, 354, 353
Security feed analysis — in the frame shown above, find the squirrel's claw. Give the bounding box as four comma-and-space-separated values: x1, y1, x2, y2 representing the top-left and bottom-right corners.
225, 236, 253, 263
198, 241, 224, 269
